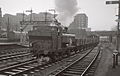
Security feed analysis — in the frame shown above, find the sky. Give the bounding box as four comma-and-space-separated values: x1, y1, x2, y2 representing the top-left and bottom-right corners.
0, 0, 118, 31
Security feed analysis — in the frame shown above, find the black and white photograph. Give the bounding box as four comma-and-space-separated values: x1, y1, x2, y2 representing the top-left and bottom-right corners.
0, 0, 120, 76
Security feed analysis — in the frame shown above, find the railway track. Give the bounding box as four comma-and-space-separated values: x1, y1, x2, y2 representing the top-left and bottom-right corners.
0, 47, 94, 76
0, 46, 100, 76
0, 48, 34, 70
0, 48, 30, 55
48, 46, 102, 76
0, 59, 37, 76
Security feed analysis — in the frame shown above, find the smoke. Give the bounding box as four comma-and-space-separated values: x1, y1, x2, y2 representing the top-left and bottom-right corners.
55, 0, 79, 27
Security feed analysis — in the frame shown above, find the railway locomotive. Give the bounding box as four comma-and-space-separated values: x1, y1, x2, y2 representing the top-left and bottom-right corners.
28, 21, 99, 63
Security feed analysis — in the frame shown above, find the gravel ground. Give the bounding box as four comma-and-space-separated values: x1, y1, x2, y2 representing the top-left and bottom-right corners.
105, 44, 120, 76
106, 65, 120, 76
94, 43, 114, 76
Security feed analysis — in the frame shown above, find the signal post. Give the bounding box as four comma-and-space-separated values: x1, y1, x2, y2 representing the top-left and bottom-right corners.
106, 0, 120, 67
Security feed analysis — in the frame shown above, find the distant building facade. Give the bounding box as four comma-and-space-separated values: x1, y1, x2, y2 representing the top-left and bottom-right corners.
69, 13, 88, 30
2, 12, 54, 32
68, 13, 90, 39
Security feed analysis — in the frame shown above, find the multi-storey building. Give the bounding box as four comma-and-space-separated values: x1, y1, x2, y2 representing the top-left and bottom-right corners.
68, 13, 89, 39
69, 13, 88, 29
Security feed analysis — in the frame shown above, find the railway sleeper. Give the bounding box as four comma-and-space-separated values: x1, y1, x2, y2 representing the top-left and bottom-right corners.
72, 65, 88, 69
19, 67, 30, 70
67, 69, 85, 72
65, 70, 83, 74
68, 67, 86, 71
73, 64, 90, 68
4, 71, 17, 75
78, 60, 92, 64
61, 71, 81, 76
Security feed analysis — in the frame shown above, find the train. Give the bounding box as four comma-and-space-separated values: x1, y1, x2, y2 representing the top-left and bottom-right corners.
28, 21, 99, 63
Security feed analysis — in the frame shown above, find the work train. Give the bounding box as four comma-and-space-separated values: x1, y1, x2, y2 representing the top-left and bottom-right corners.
28, 23, 99, 63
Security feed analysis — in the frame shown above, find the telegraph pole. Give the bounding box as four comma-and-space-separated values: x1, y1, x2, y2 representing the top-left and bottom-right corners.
7, 17, 10, 39
20, 11, 25, 31
20, 12, 25, 44
44, 11, 48, 24
0, 8, 2, 30
117, 0, 120, 53
22, 11, 25, 22
26, 9, 33, 22
106, 0, 120, 66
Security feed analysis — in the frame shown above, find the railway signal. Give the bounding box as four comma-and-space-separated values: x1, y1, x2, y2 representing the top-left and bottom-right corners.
106, 1, 119, 4
106, 0, 120, 66
20, 9, 33, 44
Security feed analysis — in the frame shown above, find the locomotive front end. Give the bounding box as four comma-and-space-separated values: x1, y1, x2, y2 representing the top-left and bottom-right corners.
28, 26, 60, 59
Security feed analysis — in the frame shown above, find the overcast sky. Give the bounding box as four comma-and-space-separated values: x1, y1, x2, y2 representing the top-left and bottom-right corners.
0, 0, 118, 31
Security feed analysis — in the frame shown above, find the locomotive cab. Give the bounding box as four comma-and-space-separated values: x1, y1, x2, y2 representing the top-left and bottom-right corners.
61, 33, 75, 48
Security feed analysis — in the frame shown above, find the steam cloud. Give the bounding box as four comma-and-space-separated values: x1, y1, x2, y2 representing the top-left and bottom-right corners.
55, 0, 79, 27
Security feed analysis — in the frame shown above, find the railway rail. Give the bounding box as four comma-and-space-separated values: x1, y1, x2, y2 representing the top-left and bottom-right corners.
0, 45, 101, 76
0, 47, 95, 76
0, 48, 34, 70
48, 45, 102, 76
